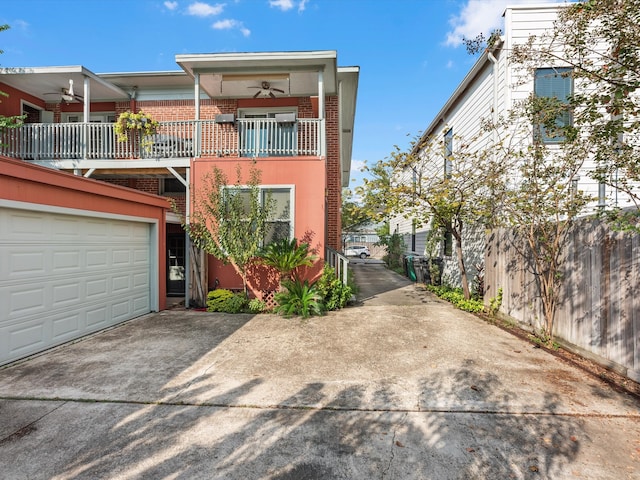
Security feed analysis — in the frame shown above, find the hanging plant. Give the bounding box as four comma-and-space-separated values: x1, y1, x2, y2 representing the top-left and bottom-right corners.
114, 110, 159, 147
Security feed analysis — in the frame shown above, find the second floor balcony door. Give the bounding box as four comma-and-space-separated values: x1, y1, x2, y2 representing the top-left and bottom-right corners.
67, 113, 117, 159
239, 112, 297, 157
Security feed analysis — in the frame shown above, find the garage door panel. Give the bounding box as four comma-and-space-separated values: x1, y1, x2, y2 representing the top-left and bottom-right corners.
3, 318, 47, 358
5, 211, 48, 239
52, 313, 81, 339
8, 285, 46, 316
1, 207, 153, 365
86, 306, 108, 328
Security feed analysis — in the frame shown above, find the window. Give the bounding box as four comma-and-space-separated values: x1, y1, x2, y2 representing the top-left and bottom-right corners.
444, 128, 453, 178
443, 229, 453, 257
265, 188, 292, 244
230, 186, 293, 245
534, 67, 573, 143
161, 178, 186, 195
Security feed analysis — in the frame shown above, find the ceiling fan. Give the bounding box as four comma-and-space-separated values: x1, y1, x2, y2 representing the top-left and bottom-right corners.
248, 81, 285, 98
44, 79, 84, 103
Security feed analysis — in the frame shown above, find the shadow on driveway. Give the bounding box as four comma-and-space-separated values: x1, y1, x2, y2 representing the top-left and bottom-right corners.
0, 266, 639, 479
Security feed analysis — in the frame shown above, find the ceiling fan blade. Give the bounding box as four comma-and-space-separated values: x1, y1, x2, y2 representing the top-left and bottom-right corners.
253, 90, 261, 98
272, 88, 285, 94
68, 79, 74, 97
269, 91, 276, 98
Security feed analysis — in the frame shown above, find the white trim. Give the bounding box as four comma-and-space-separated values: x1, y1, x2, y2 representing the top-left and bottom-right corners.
237, 107, 298, 118
62, 112, 116, 123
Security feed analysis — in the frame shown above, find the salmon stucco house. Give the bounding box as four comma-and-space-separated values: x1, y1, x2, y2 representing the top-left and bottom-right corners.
0, 50, 359, 364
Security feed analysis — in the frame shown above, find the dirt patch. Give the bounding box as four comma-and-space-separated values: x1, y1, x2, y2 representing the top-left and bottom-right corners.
476, 312, 640, 401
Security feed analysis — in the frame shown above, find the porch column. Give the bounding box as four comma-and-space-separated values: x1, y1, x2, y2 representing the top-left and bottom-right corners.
318, 70, 325, 157
185, 166, 191, 308
194, 72, 200, 158
83, 76, 90, 163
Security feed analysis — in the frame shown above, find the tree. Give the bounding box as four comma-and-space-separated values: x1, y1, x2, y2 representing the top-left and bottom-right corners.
511, 0, 640, 231
185, 164, 274, 297
358, 133, 495, 299
341, 188, 371, 233
482, 94, 592, 342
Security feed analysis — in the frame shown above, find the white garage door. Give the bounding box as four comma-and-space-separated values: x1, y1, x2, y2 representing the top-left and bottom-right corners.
0, 205, 154, 365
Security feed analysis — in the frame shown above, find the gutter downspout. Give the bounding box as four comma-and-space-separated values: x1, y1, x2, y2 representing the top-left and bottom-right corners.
487, 50, 499, 137
487, 51, 500, 161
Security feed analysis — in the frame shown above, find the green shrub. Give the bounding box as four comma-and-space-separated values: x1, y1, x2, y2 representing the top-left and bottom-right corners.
488, 287, 503, 315
426, 285, 485, 313
274, 279, 324, 318
315, 264, 352, 311
207, 289, 234, 312
207, 290, 249, 313
221, 293, 249, 313
248, 298, 268, 314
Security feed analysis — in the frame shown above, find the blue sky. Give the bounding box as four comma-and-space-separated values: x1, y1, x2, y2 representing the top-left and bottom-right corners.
0, 0, 560, 189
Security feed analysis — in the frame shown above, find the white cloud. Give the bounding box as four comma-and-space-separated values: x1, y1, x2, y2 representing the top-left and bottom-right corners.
445, 0, 557, 47
187, 1, 225, 17
212, 19, 251, 36
298, 0, 308, 13
351, 159, 366, 173
13, 19, 29, 30
446, 59, 454, 69
269, 0, 295, 11
164, 1, 178, 10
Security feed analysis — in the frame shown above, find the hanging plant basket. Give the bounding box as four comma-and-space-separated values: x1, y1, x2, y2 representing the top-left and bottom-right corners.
114, 110, 159, 148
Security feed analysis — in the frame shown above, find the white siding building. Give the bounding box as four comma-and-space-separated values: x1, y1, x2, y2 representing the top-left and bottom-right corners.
397, 2, 636, 287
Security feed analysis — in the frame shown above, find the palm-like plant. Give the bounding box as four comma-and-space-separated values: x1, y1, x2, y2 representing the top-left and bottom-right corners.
258, 238, 316, 290
274, 279, 324, 318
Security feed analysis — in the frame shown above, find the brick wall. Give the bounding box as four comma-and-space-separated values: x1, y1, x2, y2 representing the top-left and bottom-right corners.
324, 96, 342, 251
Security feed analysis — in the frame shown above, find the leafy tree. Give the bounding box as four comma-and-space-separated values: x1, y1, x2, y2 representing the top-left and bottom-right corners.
341, 188, 371, 233
482, 95, 592, 343
185, 164, 274, 297
359, 133, 495, 299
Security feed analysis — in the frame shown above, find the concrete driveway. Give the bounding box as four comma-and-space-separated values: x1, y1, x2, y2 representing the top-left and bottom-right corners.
0, 263, 639, 479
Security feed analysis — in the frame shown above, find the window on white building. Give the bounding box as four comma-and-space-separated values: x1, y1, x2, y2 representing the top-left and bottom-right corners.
534, 67, 573, 143
444, 127, 453, 178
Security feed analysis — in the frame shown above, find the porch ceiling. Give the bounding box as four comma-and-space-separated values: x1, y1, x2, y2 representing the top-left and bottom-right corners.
175, 51, 338, 99
0, 66, 130, 102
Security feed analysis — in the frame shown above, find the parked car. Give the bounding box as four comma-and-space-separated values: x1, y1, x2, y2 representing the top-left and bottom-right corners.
344, 245, 371, 259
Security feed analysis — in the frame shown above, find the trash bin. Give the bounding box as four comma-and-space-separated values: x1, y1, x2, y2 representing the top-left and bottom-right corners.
423, 257, 443, 286
406, 255, 417, 282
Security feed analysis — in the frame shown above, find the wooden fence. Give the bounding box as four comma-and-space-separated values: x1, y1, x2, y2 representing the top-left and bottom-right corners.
484, 218, 639, 382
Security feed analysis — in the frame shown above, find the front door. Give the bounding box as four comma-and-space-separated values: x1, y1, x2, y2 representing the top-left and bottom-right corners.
167, 233, 186, 296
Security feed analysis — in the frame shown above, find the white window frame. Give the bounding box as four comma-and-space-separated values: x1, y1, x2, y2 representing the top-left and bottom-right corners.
63, 112, 116, 123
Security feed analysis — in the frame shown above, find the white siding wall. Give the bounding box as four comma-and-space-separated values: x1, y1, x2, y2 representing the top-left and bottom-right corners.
505, 4, 634, 212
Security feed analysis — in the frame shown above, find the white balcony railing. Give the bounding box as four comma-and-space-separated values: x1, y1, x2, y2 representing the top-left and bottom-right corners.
0, 118, 323, 160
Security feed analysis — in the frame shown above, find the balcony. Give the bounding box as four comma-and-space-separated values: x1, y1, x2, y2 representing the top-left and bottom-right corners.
0, 118, 323, 161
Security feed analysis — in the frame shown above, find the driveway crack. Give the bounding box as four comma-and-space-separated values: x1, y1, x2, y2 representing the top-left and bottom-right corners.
0, 400, 67, 445
380, 412, 408, 480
